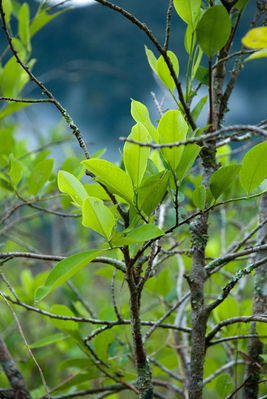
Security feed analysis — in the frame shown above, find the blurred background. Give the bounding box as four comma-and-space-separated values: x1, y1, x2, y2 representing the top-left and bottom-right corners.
7, 0, 267, 158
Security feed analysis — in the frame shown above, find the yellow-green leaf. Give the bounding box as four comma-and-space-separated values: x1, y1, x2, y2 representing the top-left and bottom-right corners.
82, 197, 115, 239
242, 27, 267, 49
156, 51, 179, 91
131, 99, 158, 142
58, 170, 88, 206
82, 159, 134, 204
158, 110, 187, 171
123, 123, 150, 188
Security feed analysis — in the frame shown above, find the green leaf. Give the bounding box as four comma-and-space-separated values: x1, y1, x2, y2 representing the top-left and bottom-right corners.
239, 142, 267, 194
195, 65, 209, 86
30, 8, 67, 38
216, 374, 234, 397
125, 223, 164, 243
173, 0, 201, 28
30, 333, 66, 349
242, 27, 267, 49
28, 158, 54, 196
235, 0, 250, 10
137, 171, 171, 216
123, 123, 150, 188
196, 5, 231, 56
82, 197, 115, 239
2, 0, 12, 27
209, 164, 241, 200
256, 322, 267, 344
144, 45, 157, 74
34, 249, 103, 302
176, 144, 201, 183
214, 297, 239, 323
58, 170, 88, 206
184, 24, 196, 54
191, 95, 208, 121
94, 331, 114, 361
192, 185, 206, 210
158, 110, 187, 171
8, 156, 23, 186
82, 159, 134, 204
216, 144, 231, 166
156, 51, 179, 91
50, 305, 79, 332
84, 183, 110, 200
18, 3, 31, 51
0, 101, 30, 119
0, 56, 30, 97
131, 99, 158, 142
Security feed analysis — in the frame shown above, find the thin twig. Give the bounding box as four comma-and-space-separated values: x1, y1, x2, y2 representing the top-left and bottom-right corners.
164, 0, 173, 51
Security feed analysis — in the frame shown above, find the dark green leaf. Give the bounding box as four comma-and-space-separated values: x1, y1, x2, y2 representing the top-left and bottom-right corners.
196, 5, 231, 56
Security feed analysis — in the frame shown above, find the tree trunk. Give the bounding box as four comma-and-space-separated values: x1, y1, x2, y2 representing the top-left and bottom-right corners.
242, 194, 267, 399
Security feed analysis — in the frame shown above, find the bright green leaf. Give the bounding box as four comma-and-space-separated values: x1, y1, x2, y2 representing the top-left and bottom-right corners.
196, 5, 231, 56
30, 8, 67, 38
131, 99, 158, 142
176, 143, 201, 183
0, 56, 29, 97
28, 158, 54, 196
156, 51, 179, 91
35, 249, 103, 302
123, 123, 150, 188
144, 45, 157, 74
84, 183, 110, 200
18, 3, 31, 51
149, 150, 164, 172
0, 101, 30, 119
58, 170, 88, 206
158, 110, 187, 171
82, 197, 115, 239
2, 0, 12, 26
82, 159, 134, 204
239, 142, 267, 194
214, 296, 239, 323
209, 164, 241, 200
216, 144, 231, 166
173, 0, 201, 28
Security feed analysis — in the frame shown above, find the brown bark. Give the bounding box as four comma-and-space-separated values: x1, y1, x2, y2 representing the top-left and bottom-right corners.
0, 337, 31, 399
